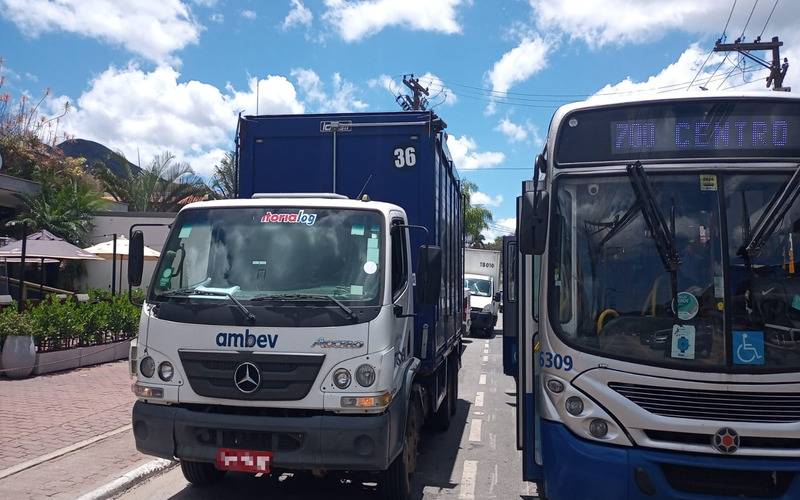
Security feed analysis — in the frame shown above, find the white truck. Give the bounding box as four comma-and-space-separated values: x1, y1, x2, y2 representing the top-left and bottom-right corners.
465, 248, 501, 337
127, 111, 464, 500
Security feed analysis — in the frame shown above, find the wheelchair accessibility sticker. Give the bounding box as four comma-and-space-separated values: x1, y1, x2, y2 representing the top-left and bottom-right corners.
732, 331, 765, 365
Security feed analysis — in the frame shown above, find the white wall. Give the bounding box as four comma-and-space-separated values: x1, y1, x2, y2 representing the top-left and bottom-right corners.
82, 212, 174, 294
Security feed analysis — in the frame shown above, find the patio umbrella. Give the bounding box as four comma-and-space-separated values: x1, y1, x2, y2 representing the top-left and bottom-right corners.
84, 235, 160, 295
0, 230, 104, 309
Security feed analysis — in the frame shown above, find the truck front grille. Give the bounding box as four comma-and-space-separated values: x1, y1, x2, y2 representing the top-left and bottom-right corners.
644, 429, 800, 450
179, 351, 325, 401
609, 382, 800, 423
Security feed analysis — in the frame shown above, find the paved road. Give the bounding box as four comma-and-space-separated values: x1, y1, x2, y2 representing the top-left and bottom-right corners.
120, 319, 537, 499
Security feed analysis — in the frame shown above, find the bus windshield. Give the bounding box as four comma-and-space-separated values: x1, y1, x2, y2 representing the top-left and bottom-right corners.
549, 172, 800, 372
150, 207, 384, 305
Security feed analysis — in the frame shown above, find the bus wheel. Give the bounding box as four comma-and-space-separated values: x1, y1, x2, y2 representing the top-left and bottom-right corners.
180, 460, 225, 485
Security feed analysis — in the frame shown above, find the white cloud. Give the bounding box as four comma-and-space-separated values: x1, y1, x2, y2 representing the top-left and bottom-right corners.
530, 0, 800, 49
495, 116, 544, 146
283, 0, 313, 30
0, 0, 201, 64
471, 191, 503, 207
447, 135, 505, 170
323, 0, 466, 42
241, 9, 257, 20
209, 13, 224, 23
368, 74, 403, 96
191, 0, 217, 6
417, 72, 457, 106
482, 217, 516, 242
485, 35, 551, 114
55, 65, 304, 177
496, 117, 527, 142
593, 44, 768, 96
291, 68, 368, 112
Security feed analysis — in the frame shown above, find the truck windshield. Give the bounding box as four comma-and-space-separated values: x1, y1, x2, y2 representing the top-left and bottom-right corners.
550, 172, 800, 372
466, 277, 492, 297
150, 207, 384, 306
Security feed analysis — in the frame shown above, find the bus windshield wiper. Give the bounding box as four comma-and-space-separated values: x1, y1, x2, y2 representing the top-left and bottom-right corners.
739, 163, 800, 258
159, 287, 256, 323
626, 162, 681, 273
251, 293, 357, 321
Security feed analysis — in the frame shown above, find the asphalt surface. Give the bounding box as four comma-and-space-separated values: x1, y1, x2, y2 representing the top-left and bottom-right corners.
119, 315, 537, 499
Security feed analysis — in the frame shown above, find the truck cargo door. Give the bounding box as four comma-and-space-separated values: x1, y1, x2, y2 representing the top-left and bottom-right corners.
502, 236, 518, 377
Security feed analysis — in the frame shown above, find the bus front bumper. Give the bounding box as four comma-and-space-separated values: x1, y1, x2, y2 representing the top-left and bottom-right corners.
541, 420, 800, 500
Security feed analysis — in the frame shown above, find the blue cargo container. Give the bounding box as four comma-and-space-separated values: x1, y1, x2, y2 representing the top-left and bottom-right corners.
237, 111, 464, 379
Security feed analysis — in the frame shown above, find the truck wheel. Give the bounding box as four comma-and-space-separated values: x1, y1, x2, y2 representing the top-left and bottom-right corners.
180, 460, 225, 486
381, 397, 420, 500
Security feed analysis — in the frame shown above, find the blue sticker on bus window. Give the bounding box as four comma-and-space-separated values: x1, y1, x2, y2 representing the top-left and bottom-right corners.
178, 225, 192, 238
732, 331, 765, 365
792, 295, 800, 311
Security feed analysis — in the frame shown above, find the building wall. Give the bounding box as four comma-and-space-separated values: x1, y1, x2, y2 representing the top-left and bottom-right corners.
82, 212, 174, 294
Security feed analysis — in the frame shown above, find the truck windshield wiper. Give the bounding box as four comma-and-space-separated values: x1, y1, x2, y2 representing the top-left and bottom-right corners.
250, 293, 357, 321
739, 163, 800, 258
159, 287, 256, 323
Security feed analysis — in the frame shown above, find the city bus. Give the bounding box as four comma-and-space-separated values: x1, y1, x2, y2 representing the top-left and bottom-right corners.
512, 92, 800, 499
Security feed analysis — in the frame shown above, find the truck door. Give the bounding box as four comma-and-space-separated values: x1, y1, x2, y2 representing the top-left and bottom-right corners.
502, 235, 518, 377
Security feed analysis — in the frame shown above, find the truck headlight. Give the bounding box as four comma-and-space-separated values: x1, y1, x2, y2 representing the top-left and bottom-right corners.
139, 356, 155, 378
333, 368, 352, 389
158, 361, 174, 381
481, 303, 492, 312
356, 364, 376, 387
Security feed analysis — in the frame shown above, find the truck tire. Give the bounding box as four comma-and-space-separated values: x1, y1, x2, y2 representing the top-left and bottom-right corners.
180, 460, 225, 486
381, 396, 421, 500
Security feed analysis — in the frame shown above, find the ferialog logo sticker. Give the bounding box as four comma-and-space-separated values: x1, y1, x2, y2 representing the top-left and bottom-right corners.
261, 210, 317, 226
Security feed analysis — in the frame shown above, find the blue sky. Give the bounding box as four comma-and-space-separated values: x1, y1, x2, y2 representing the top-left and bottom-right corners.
1, 0, 796, 239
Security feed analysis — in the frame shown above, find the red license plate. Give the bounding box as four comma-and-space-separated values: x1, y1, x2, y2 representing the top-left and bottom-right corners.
215, 448, 272, 473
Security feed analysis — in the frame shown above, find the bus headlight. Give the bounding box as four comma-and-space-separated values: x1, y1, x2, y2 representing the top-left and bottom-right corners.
333, 368, 352, 389
565, 396, 584, 416
589, 419, 609, 438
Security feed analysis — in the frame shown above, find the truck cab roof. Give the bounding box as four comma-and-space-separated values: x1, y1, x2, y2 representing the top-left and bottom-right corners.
179, 195, 406, 218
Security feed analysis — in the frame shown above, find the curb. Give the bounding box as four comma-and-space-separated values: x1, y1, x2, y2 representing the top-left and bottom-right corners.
76, 458, 177, 500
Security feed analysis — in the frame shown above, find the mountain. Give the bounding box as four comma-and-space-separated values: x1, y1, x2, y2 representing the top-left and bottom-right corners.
57, 139, 142, 178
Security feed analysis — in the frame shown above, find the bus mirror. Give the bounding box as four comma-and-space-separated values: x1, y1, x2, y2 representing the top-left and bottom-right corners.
519, 191, 549, 256
128, 231, 145, 287
417, 245, 442, 305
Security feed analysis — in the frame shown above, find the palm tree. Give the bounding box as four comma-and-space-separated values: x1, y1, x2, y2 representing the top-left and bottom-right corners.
94, 151, 210, 212
8, 177, 106, 245
210, 151, 237, 199
462, 180, 493, 247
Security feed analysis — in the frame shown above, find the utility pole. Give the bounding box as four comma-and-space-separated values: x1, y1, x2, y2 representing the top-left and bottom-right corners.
395, 74, 430, 111
714, 36, 790, 91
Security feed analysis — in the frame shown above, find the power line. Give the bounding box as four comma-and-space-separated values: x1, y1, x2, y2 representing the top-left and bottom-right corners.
722, 0, 739, 38
688, 0, 740, 90
738, 0, 760, 41
759, 0, 780, 38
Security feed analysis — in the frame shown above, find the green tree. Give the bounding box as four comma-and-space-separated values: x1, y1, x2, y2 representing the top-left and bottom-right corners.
210, 151, 237, 199
462, 180, 493, 247
94, 151, 209, 212
7, 177, 106, 245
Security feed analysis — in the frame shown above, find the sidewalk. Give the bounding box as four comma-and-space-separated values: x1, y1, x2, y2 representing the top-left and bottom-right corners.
0, 361, 151, 498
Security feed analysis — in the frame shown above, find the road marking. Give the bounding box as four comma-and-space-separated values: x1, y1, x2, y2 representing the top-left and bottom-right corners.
479, 373, 487, 385
482, 355, 489, 362
483, 348, 489, 354
0, 424, 132, 480
468, 419, 482, 442
459, 460, 478, 500
475, 391, 484, 407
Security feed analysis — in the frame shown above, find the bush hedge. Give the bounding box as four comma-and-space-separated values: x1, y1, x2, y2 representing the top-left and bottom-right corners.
0, 290, 142, 352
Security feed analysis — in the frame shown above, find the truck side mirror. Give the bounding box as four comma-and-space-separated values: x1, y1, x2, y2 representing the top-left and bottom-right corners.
417, 245, 442, 305
128, 230, 145, 287
494, 292, 501, 302
519, 191, 549, 256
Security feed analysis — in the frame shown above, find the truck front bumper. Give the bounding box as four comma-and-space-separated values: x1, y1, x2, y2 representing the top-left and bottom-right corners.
470, 310, 495, 332
132, 398, 403, 472
540, 420, 800, 499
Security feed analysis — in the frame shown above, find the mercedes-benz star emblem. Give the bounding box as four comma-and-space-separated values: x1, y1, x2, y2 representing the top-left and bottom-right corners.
233, 362, 260, 394
712, 427, 740, 454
